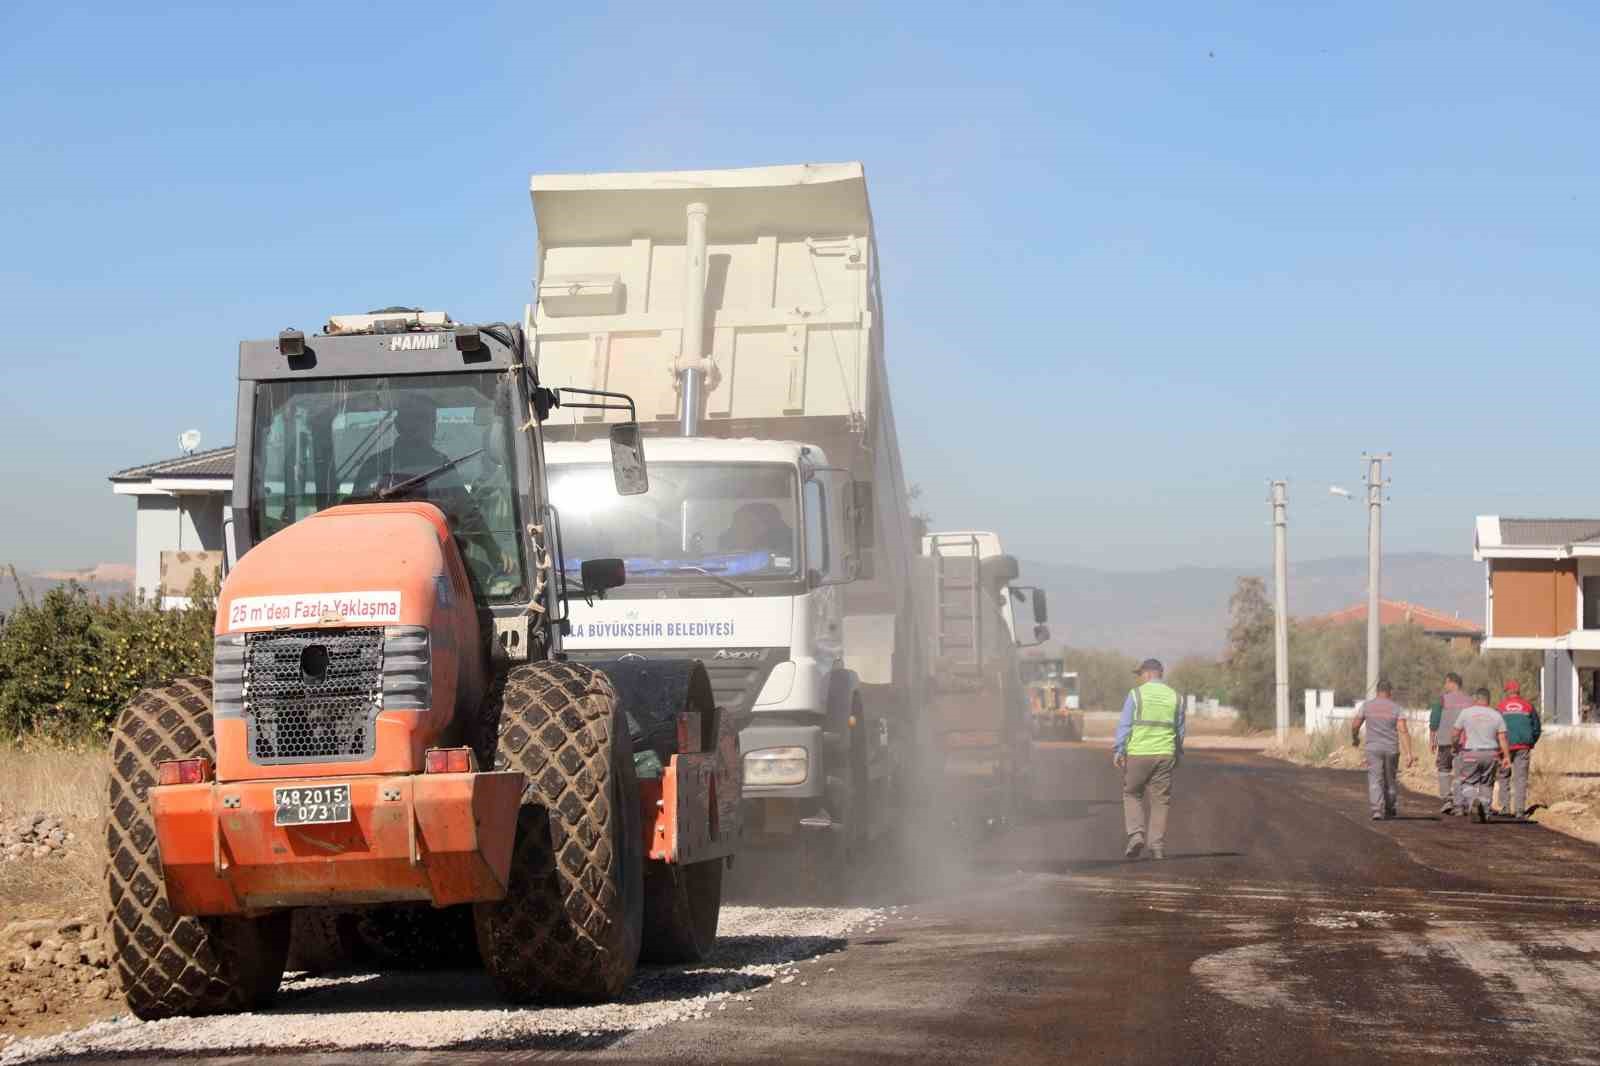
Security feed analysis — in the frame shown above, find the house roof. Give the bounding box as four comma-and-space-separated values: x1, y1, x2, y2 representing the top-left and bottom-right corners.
110, 445, 235, 483
1497, 518, 1600, 547
1474, 515, 1600, 560
1309, 599, 1484, 636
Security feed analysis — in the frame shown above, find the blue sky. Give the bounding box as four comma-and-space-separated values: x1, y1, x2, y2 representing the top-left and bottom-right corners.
2, 2, 1597, 572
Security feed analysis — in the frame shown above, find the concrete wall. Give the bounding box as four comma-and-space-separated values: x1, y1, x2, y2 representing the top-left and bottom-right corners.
133, 494, 225, 601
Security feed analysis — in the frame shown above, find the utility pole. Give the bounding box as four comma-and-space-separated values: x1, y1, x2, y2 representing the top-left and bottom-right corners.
1271, 480, 1290, 744
1364, 454, 1391, 699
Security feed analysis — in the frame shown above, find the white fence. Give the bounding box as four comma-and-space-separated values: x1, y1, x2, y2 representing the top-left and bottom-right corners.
1303, 690, 1427, 734
1187, 696, 1233, 718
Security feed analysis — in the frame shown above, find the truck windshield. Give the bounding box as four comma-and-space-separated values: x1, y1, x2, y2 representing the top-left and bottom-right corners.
1024, 659, 1065, 683
249, 371, 527, 603
548, 462, 799, 585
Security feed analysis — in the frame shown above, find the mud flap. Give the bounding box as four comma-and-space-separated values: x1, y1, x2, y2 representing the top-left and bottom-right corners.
589, 657, 744, 864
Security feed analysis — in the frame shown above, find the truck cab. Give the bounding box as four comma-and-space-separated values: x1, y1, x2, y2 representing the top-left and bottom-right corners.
548, 436, 867, 839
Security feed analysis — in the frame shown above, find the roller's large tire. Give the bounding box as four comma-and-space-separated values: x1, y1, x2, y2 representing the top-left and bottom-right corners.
471, 662, 643, 1003
106, 677, 291, 1020
641, 859, 724, 964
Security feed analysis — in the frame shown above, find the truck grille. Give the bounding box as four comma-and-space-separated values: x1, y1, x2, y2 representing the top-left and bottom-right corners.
566, 648, 785, 718
700, 658, 775, 717
243, 627, 383, 763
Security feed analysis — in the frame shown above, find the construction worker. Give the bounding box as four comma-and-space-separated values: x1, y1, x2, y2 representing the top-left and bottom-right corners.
1492, 680, 1542, 818
1428, 672, 1472, 815
1112, 658, 1185, 860
1350, 679, 1415, 820
1453, 687, 1512, 823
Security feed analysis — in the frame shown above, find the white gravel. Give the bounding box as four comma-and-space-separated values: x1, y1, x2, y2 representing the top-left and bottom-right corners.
0, 905, 885, 1062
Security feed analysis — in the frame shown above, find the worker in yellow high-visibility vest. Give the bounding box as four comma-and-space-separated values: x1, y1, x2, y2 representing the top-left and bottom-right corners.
1112, 658, 1186, 860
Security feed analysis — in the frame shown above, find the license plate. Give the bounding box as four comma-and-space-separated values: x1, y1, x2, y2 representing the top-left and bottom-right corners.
273, 784, 352, 827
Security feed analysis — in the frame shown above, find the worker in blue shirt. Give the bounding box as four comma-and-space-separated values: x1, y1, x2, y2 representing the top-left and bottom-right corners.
1113, 658, 1187, 860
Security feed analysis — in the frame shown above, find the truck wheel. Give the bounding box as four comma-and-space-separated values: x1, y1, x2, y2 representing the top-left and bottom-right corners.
472, 662, 643, 1003
641, 860, 724, 963
106, 677, 291, 1020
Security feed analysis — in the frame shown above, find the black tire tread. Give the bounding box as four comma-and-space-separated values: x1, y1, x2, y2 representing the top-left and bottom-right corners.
106, 677, 290, 1019
471, 661, 641, 1003
641, 859, 723, 964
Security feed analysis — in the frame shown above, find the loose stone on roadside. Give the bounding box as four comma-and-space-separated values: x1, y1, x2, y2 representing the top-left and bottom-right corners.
0, 813, 76, 862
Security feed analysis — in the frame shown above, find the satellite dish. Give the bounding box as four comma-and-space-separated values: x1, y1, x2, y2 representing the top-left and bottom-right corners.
179, 429, 202, 455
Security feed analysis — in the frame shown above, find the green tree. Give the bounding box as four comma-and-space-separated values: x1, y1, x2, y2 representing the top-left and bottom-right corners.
1224, 577, 1278, 729
0, 572, 217, 741
1061, 646, 1139, 710
1169, 656, 1228, 701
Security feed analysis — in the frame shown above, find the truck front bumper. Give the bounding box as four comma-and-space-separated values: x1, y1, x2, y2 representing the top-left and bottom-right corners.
147, 771, 525, 915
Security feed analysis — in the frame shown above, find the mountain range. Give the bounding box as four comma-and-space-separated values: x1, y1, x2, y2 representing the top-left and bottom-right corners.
0, 565, 136, 614
3, 553, 1483, 661
1022, 552, 1482, 660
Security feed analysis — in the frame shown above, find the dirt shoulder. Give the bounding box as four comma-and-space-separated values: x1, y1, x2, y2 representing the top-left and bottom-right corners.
1263, 727, 1600, 846
0, 747, 121, 1048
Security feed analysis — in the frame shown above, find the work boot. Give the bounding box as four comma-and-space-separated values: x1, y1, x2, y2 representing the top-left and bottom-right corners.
1371, 811, 1384, 821
1149, 845, 1166, 860
1124, 838, 1144, 860
1471, 801, 1487, 824
1439, 801, 1454, 815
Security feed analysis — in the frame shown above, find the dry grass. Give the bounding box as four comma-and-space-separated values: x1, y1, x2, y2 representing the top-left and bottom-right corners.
0, 743, 110, 914
1266, 727, 1600, 845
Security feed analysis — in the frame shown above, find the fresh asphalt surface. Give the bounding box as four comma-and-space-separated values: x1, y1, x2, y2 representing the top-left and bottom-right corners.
44, 742, 1600, 1064
613, 744, 1600, 1066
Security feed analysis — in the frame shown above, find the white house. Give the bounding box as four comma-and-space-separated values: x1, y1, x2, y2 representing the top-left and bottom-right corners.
109, 446, 234, 606
1473, 515, 1600, 725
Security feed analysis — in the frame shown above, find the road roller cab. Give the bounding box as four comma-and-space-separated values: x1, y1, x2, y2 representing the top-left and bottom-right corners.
107, 310, 741, 1019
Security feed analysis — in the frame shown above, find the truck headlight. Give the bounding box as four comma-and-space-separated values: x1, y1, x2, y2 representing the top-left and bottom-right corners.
744, 746, 809, 786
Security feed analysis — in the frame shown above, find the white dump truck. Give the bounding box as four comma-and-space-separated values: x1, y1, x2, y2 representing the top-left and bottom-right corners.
918, 531, 1050, 830
530, 163, 924, 859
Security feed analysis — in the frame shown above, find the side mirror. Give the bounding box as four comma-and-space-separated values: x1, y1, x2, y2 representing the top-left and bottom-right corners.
609, 422, 648, 496
1033, 588, 1049, 624
851, 481, 875, 549
579, 557, 627, 597
1033, 624, 1050, 643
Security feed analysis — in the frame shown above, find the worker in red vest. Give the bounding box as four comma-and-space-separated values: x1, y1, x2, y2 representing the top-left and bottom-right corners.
1492, 680, 1541, 818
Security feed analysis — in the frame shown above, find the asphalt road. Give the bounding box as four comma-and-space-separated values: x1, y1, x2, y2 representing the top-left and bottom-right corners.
20, 743, 1600, 1064
612, 742, 1600, 1066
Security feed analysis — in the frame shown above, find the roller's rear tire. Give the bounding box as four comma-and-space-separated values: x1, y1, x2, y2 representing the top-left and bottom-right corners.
472, 662, 643, 1003
641, 859, 724, 963
106, 677, 291, 1019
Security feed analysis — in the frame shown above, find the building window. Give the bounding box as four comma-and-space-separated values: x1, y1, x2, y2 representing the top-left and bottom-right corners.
1585, 577, 1600, 630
